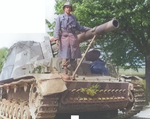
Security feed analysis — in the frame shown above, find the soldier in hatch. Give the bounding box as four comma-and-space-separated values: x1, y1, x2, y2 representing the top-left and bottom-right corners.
53, 2, 90, 74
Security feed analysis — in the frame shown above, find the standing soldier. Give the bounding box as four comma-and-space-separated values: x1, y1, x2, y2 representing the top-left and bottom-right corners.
54, 1, 90, 74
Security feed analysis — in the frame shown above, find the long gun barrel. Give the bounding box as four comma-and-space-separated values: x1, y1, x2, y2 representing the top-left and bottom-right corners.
77, 19, 119, 43
72, 19, 119, 79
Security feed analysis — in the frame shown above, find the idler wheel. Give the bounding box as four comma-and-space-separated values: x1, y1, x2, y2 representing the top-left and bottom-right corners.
29, 83, 41, 119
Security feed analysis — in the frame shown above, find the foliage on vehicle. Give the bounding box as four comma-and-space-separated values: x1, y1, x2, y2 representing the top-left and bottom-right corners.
0, 47, 8, 73
80, 84, 100, 97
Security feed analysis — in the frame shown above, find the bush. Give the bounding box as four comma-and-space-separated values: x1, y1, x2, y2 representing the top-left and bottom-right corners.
80, 84, 100, 97
136, 80, 150, 104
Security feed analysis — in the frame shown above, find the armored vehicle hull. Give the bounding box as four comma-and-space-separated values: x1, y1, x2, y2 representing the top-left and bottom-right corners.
0, 20, 145, 119
0, 74, 146, 119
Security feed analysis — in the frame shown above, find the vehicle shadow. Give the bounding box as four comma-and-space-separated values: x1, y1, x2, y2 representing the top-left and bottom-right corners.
131, 117, 150, 119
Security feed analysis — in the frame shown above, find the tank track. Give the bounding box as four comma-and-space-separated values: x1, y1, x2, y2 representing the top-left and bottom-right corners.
113, 80, 146, 119
0, 81, 59, 119
0, 97, 59, 119
30, 96, 59, 119
29, 84, 59, 119
0, 77, 146, 119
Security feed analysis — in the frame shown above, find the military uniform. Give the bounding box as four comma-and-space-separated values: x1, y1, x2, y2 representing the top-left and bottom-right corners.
54, 13, 90, 59
53, 2, 90, 74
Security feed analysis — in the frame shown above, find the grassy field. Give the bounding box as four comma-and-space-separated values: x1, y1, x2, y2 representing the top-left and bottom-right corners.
119, 68, 145, 79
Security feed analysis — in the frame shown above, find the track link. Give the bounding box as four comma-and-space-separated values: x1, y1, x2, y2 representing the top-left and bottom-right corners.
0, 99, 30, 119
0, 83, 59, 119
29, 83, 59, 119
0, 76, 146, 119
113, 80, 146, 119
33, 97, 59, 119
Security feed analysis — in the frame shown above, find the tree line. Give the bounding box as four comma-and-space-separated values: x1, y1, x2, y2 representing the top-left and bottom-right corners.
46, 0, 150, 99
0, 0, 150, 99
0, 47, 8, 73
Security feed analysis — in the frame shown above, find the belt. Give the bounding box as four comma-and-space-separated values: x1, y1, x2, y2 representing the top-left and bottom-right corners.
61, 31, 75, 37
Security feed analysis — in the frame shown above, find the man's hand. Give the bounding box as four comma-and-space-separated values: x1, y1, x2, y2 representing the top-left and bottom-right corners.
50, 37, 55, 42
56, 39, 60, 46
51, 37, 60, 46
91, 27, 97, 35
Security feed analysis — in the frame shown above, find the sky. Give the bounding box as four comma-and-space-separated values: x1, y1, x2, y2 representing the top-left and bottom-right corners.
0, 0, 57, 48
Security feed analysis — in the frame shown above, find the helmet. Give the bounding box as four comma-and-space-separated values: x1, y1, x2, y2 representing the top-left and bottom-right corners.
63, 2, 72, 11
85, 50, 101, 61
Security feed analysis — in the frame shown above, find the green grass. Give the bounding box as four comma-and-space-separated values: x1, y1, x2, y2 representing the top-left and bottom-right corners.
119, 68, 145, 79
119, 68, 150, 103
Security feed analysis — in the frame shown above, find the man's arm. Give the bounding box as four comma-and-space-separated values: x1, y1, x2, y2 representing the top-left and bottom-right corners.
54, 15, 61, 40
76, 22, 91, 32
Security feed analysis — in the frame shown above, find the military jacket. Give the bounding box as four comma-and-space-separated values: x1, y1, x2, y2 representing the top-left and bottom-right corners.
54, 13, 90, 59
54, 13, 90, 39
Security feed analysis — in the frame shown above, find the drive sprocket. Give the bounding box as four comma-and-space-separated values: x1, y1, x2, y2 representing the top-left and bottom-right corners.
29, 82, 59, 119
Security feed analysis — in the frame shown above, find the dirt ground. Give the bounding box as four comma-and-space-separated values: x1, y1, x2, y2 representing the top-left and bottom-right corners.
130, 105, 150, 119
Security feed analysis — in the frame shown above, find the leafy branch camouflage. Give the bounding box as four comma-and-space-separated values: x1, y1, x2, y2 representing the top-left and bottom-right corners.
80, 84, 100, 97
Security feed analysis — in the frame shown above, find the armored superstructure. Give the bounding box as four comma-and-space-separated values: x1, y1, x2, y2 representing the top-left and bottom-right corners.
0, 20, 145, 119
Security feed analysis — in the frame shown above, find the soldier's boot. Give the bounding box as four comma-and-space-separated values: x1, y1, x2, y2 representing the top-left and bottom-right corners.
68, 65, 73, 76
62, 59, 69, 75
63, 66, 68, 74
68, 59, 77, 76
